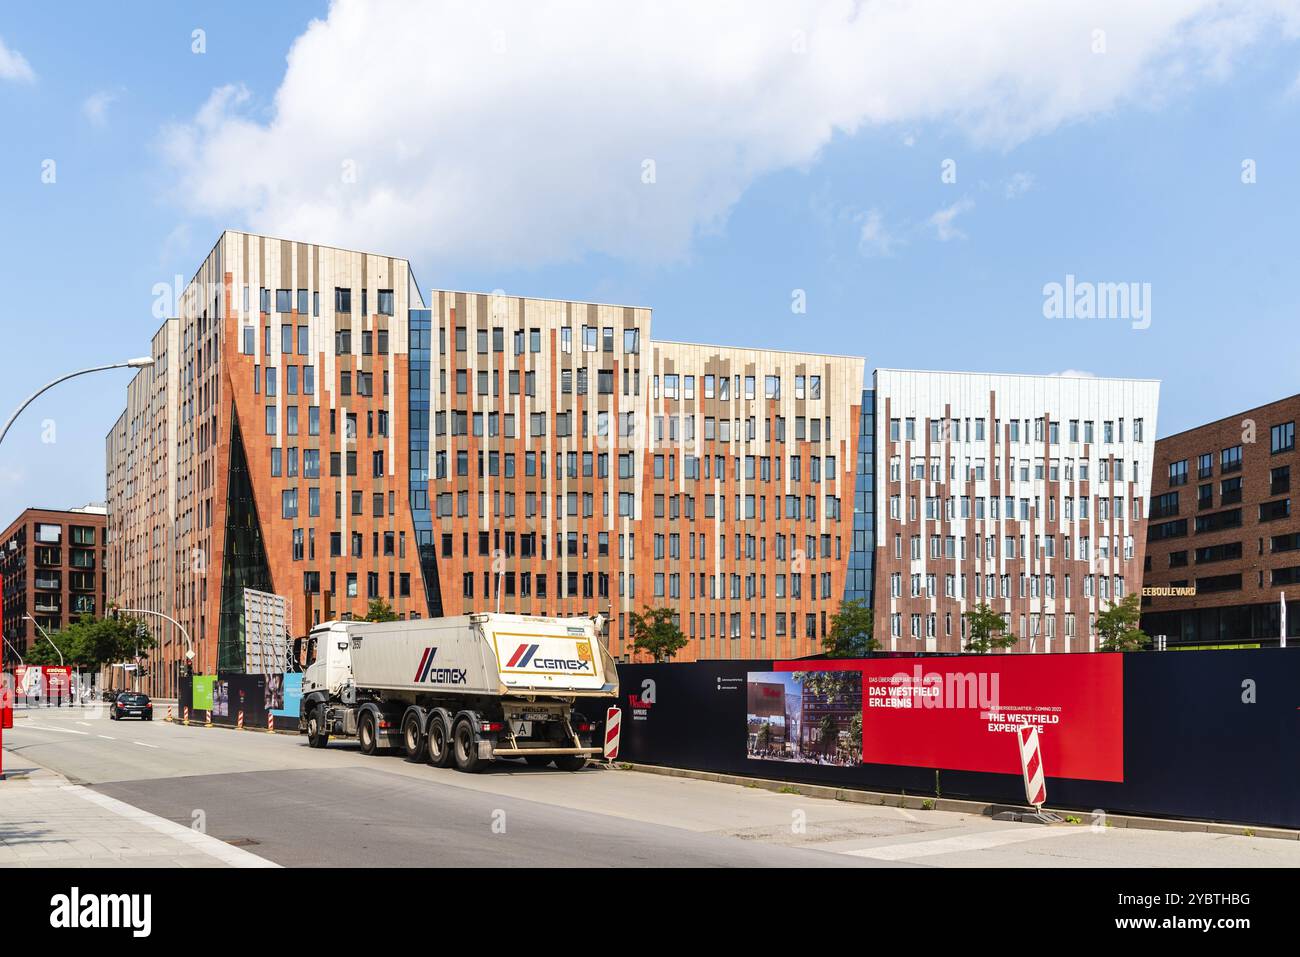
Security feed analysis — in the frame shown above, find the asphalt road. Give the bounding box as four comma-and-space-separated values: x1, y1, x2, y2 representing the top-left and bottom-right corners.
6, 704, 1299, 868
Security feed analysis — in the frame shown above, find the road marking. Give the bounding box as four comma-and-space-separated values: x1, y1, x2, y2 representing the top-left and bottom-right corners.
23, 724, 89, 735
844, 826, 1083, 861
62, 786, 281, 868
76, 722, 92, 727
132, 741, 158, 749
98, 735, 116, 740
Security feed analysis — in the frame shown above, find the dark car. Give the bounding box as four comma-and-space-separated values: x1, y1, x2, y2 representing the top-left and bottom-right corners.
110, 693, 152, 721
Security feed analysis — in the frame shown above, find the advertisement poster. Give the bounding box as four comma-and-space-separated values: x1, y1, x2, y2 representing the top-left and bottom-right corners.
192, 675, 215, 711
746, 670, 862, 767
213, 680, 229, 718
44, 667, 72, 698
777, 654, 1124, 783
272, 673, 303, 718
14, 665, 43, 698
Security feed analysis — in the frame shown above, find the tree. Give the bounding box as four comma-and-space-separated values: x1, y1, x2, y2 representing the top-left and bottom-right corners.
629, 606, 688, 662
817, 714, 839, 758
24, 614, 151, 670
823, 598, 877, 657
756, 722, 772, 751
963, 603, 1019, 654
363, 598, 399, 622
1096, 594, 1148, 652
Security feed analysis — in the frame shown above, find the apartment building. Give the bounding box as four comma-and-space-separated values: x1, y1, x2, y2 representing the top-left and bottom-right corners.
873, 370, 1160, 653
0, 505, 108, 666
1141, 393, 1299, 646
107, 231, 865, 692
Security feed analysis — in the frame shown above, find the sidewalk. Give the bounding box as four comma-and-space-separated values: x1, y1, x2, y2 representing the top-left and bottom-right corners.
0, 753, 277, 868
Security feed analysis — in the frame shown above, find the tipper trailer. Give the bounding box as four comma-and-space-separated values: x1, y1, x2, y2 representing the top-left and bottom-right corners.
299, 612, 619, 772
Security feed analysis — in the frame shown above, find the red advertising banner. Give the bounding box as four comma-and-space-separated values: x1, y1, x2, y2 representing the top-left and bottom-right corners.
11, 665, 74, 699
777, 654, 1124, 783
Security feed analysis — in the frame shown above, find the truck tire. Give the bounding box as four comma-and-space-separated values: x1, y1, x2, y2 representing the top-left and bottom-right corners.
358, 711, 379, 756
307, 705, 330, 748
427, 713, 453, 768
452, 718, 484, 773
401, 712, 425, 762
553, 754, 589, 772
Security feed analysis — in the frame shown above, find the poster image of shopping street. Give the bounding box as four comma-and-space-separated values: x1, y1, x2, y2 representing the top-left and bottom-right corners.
746, 671, 862, 767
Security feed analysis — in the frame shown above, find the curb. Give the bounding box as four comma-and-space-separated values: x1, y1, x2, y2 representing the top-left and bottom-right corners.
622, 762, 1300, 842
165, 717, 295, 735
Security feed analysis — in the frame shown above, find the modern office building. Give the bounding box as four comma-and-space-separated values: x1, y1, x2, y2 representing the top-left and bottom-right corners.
1141, 393, 1299, 646
872, 370, 1160, 653
0, 504, 108, 666
107, 231, 866, 694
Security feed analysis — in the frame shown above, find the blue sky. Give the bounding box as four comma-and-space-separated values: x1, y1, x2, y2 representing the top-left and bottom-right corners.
2, 1, 1299, 521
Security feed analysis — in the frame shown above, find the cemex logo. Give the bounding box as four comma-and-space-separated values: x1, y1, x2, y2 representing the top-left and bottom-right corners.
413, 647, 467, 685
50, 887, 151, 937
506, 642, 591, 672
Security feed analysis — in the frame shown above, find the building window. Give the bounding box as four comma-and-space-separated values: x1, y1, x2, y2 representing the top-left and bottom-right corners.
1272, 422, 1296, 454
1168, 459, 1188, 487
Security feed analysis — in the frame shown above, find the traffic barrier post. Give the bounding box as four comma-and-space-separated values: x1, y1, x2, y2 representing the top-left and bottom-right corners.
1017, 725, 1047, 810
604, 705, 622, 762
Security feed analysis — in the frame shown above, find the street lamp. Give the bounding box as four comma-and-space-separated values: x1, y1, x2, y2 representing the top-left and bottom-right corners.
23, 615, 62, 666
0, 357, 154, 451
1, 632, 23, 666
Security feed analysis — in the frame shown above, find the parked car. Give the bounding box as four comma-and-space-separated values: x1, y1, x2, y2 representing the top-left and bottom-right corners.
110, 693, 152, 721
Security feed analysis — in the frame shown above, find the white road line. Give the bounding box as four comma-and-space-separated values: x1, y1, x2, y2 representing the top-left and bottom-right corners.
61, 786, 281, 869
76, 722, 92, 727
98, 735, 116, 740
844, 826, 1084, 861
132, 741, 158, 749
22, 724, 89, 735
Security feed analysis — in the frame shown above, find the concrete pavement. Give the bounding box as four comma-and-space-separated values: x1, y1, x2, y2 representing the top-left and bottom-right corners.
0, 754, 275, 868
5, 704, 1299, 867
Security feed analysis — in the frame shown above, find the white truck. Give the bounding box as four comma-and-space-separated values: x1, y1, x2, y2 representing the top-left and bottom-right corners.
299, 612, 619, 772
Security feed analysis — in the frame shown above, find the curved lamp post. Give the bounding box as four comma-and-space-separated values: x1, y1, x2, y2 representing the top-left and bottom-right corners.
0, 357, 154, 451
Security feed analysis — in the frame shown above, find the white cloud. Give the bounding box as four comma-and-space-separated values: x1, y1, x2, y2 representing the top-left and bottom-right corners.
82, 90, 120, 128
0, 35, 35, 83
1004, 172, 1035, 199
159, 0, 1300, 268
929, 198, 974, 241
858, 209, 901, 257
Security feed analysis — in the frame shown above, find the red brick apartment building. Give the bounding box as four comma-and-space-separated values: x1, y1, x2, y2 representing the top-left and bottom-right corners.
0, 505, 108, 666
1141, 393, 1299, 646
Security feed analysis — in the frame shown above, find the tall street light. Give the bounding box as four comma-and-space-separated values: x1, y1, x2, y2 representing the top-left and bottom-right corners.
22, 615, 62, 666
0, 357, 155, 451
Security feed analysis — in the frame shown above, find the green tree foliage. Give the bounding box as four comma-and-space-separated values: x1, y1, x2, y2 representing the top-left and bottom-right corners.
630, 606, 688, 662
363, 598, 400, 622
962, 602, 1018, 654
822, 598, 877, 657
1096, 594, 1148, 652
25, 614, 153, 669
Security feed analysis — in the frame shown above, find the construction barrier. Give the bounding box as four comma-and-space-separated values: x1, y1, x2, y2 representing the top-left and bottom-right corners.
1017, 725, 1046, 809
615, 648, 1300, 831
267, 713, 275, 733
236, 710, 244, 731
604, 705, 622, 760
204, 710, 212, 727
183, 706, 190, 726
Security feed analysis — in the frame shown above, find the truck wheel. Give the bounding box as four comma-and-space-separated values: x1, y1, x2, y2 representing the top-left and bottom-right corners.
427, 715, 453, 768
358, 711, 379, 755
452, 718, 484, 773
554, 754, 589, 772
306, 705, 330, 748
401, 713, 425, 762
